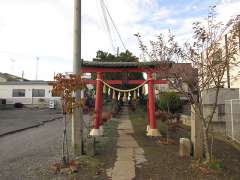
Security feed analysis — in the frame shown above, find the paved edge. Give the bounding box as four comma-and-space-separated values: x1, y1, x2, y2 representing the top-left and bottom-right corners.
0, 116, 63, 137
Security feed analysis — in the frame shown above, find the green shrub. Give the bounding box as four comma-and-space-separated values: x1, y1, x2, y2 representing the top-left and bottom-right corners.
156, 92, 182, 113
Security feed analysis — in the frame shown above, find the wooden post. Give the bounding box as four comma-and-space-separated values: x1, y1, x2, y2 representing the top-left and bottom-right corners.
225, 34, 230, 88
191, 105, 203, 159
146, 72, 160, 136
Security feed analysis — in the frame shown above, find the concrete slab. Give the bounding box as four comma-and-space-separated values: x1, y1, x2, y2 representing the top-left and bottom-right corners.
112, 161, 135, 180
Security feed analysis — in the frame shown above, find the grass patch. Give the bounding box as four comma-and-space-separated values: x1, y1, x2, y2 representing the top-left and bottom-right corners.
103, 119, 119, 137
95, 119, 119, 153
72, 109, 119, 179
207, 161, 224, 170
94, 117, 119, 177
76, 155, 102, 169
129, 104, 191, 140
129, 105, 162, 158
129, 105, 168, 136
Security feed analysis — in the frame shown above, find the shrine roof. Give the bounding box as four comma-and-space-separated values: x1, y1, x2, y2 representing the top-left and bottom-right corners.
81, 60, 171, 68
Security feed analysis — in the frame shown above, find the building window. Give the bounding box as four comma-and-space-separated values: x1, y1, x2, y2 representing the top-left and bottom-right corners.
32, 89, 45, 97
218, 104, 225, 117
12, 89, 25, 97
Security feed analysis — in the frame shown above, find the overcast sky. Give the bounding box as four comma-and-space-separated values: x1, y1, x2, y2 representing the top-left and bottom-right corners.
0, 0, 239, 80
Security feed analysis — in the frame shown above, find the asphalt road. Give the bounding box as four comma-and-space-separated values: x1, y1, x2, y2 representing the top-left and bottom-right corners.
0, 107, 107, 180
0, 108, 62, 136
0, 117, 74, 180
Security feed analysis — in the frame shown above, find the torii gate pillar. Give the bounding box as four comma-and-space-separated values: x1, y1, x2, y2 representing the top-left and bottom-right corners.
146, 72, 160, 136
90, 72, 103, 136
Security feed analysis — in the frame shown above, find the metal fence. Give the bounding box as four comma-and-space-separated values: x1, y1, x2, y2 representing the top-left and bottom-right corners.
225, 99, 240, 143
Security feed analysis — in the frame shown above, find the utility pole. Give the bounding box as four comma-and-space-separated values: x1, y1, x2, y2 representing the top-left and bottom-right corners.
116, 47, 119, 57
21, 71, 24, 79
225, 34, 230, 88
238, 22, 240, 52
72, 0, 84, 156
36, 57, 39, 80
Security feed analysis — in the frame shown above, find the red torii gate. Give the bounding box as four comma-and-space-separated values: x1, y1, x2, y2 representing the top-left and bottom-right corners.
80, 61, 170, 136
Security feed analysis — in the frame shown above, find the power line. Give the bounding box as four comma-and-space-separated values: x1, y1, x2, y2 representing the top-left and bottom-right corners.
100, 0, 116, 52
100, 0, 127, 53
101, 0, 127, 51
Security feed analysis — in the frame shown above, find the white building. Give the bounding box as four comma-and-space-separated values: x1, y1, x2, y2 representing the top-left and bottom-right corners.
0, 81, 59, 106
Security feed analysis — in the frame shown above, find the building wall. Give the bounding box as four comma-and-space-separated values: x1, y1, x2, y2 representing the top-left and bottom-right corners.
202, 88, 239, 122
229, 54, 240, 90
0, 84, 57, 105
202, 88, 239, 105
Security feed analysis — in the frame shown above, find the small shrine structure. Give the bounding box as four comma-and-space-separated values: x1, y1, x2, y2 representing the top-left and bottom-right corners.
80, 61, 171, 136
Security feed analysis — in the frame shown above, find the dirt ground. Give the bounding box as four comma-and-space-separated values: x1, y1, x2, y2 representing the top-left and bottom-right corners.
1, 103, 239, 179
49, 104, 239, 180
130, 105, 240, 180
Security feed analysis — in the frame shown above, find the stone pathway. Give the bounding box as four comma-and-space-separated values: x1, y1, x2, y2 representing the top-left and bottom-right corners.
107, 105, 146, 180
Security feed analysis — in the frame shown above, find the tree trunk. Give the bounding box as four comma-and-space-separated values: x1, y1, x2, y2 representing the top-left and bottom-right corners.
202, 126, 211, 163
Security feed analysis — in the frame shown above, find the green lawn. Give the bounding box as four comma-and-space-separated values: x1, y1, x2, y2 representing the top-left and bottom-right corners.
129, 104, 168, 137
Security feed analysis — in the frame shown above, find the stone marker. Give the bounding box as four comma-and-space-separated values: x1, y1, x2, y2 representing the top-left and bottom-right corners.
179, 138, 191, 157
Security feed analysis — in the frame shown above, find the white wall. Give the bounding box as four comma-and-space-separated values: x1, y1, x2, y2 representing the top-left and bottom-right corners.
202, 88, 239, 105
0, 84, 56, 105
202, 88, 239, 122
